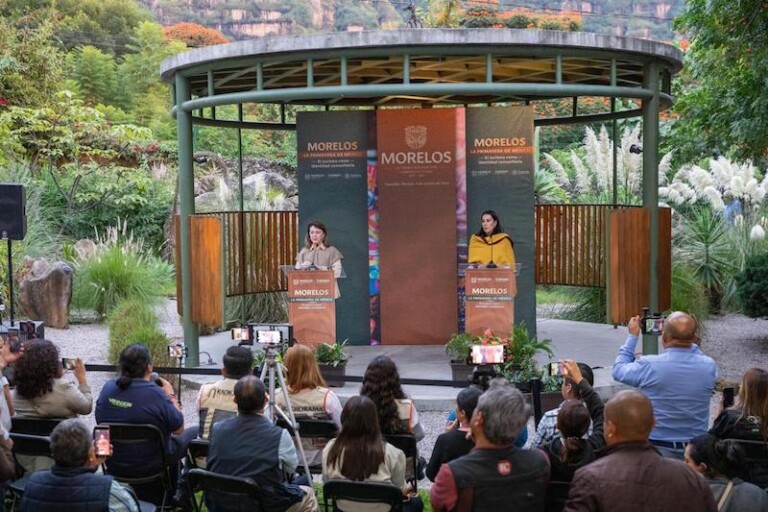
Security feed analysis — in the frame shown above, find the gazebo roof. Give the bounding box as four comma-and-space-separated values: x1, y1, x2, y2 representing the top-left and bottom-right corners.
161, 29, 683, 116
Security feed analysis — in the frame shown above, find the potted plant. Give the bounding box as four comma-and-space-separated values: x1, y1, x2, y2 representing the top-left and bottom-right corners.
315, 341, 349, 388
501, 323, 554, 392
445, 330, 509, 387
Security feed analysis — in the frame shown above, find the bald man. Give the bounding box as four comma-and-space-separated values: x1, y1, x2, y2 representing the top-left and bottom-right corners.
564, 390, 716, 512
612, 312, 717, 458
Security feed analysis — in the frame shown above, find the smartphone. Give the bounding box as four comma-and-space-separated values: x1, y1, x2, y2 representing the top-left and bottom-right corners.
93, 425, 111, 457
62, 358, 76, 371
470, 345, 504, 364
549, 362, 566, 376
723, 387, 735, 409
9, 335, 22, 353
167, 344, 185, 358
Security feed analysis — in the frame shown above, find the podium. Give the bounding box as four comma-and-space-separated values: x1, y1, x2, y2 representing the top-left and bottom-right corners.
463, 265, 517, 339
281, 266, 344, 345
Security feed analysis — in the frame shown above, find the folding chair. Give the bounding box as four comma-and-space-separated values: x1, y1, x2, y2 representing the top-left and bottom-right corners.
186, 438, 210, 470
186, 467, 262, 512
295, 418, 338, 474
384, 434, 420, 490
101, 423, 175, 510
10, 417, 64, 436
7, 433, 53, 511
323, 480, 404, 512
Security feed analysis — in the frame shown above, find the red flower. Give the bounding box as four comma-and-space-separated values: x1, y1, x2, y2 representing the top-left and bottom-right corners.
0, 97, 7, 107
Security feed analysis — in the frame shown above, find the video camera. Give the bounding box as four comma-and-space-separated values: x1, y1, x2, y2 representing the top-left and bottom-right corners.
640, 307, 665, 336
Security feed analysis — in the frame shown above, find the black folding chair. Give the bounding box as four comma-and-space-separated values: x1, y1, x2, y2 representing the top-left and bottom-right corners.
101, 423, 175, 510
7, 433, 53, 511
186, 467, 262, 512
186, 438, 210, 469
731, 439, 768, 489
384, 433, 420, 490
296, 418, 338, 474
10, 417, 64, 436
323, 480, 404, 512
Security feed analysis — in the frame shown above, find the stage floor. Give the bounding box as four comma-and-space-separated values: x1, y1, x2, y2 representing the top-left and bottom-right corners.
186, 318, 640, 410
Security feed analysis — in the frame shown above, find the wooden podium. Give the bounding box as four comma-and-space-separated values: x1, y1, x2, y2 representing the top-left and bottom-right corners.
284, 267, 337, 345
464, 266, 517, 338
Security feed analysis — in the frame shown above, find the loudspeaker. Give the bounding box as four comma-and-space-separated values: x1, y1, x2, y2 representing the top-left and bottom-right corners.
0, 184, 27, 241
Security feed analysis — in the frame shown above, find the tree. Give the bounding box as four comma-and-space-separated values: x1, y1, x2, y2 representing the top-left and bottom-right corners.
163, 22, 228, 48
735, 252, 768, 319
69, 46, 120, 107
671, 0, 768, 165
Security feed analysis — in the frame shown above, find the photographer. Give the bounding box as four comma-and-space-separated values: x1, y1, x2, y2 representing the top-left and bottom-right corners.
611, 312, 717, 459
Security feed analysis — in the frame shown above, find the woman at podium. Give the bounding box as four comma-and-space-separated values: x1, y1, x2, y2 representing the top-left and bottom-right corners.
296, 220, 343, 297
468, 210, 515, 266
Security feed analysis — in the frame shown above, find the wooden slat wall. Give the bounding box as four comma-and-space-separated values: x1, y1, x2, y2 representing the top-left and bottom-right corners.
608, 207, 672, 323
173, 215, 224, 324
535, 204, 613, 287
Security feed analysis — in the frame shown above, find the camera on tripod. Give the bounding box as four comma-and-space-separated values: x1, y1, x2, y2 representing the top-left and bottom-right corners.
231, 323, 293, 350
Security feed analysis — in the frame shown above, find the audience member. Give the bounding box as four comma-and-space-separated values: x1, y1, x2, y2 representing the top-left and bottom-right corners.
430, 379, 548, 512
612, 312, 717, 458
685, 434, 768, 512
534, 362, 595, 447
197, 345, 254, 439
361, 355, 424, 440
541, 360, 605, 483
20, 418, 139, 512
11, 339, 92, 418
710, 367, 767, 442
276, 344, 342, 466
206, 376, 317, 512
322, 395, 422, 512
95, 344, 185, 477
0, 337, 21, 443
564, 389, 716, 512
0, 339, 18, 494
426, 387, 481, 482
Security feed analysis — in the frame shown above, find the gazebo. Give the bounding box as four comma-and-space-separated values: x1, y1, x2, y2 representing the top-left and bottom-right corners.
160, 29, 683, 365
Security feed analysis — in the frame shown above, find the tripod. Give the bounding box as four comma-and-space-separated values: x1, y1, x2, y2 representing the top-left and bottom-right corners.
259, 344, 311, 478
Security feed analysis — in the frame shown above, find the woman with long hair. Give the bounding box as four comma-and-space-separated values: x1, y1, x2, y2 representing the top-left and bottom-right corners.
295, 220, 344, 298
11, 339, 92, 418
685, 434, 768, 511
360, 355, 424, 440
467, 210, 515, 266
322, 395, 421, 512
277, 344, 342, 465
710, 368, 768, 442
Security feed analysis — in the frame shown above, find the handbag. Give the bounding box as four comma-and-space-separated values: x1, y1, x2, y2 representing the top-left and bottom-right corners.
716, 480, 734, 511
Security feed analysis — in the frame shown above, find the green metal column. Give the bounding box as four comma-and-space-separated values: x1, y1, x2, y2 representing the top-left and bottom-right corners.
642, 61, 660, 355
176, 73, 200, 365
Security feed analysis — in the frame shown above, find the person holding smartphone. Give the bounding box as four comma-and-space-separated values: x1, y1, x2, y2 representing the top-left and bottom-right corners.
20, 419, 139, 512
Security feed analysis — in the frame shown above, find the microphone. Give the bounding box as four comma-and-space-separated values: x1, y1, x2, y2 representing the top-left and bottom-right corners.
487, 237, 497, 268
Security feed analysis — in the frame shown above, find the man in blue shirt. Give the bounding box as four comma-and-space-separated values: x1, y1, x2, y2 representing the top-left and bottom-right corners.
612, 312, 717, 459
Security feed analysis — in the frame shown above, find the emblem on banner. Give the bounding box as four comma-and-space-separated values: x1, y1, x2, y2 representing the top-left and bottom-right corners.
404, 125, 427, 150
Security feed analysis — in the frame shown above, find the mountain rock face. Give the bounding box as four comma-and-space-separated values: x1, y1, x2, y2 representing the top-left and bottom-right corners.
140, 0, 683, 41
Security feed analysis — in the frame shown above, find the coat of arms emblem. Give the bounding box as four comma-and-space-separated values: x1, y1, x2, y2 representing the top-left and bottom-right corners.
404, 125, 427, 150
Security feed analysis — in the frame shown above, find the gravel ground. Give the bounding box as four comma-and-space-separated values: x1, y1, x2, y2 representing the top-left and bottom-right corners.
39, 300, 767, 490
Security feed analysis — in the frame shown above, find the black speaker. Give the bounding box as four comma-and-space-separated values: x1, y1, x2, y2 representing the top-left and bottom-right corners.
0, 184, 27, 241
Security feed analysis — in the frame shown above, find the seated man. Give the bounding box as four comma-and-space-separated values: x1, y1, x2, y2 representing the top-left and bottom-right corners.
430, 379, 549, 512
533, 361, 594, 447
197, 345, 253, 439
612, 312, 717, 458
564, 389, 716, 512
21, 418, 139, 512
207, 376, 317, 512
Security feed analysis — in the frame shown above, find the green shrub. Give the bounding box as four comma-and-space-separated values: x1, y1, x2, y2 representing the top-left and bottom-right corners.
224, 292, 288, 327
107, 298, 174, 368
735, 252, 768, 319
671, 262, 709, 321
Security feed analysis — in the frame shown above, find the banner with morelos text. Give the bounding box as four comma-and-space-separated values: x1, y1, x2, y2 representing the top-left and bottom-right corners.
465, 267, 516, 338
465, 107, 536, 337
287, 269, 336, 344
377, 109, 458, 344
297, 111, 370, 343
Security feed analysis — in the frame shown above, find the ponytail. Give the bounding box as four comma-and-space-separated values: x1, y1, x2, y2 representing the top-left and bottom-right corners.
116, 344, 152, 390
560, 436, 584, 464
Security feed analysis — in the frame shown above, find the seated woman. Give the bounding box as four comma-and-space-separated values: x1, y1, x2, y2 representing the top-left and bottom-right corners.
426, 387, 481, 481
322, 396, 422, 512
710, 367, 768, 442
276, 344, 342, 466
361, 355, 424, 441
540, 360, 605, 512
11, 339, 92, 418
685, 434, 768, 511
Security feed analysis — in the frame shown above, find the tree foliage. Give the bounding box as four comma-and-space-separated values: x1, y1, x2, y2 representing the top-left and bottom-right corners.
671, 0, 768, 165
163, 22, 228, 48
735, 252, 768, 319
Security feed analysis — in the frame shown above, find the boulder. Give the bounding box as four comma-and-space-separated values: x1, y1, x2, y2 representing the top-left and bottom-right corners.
18, 257, 73, 329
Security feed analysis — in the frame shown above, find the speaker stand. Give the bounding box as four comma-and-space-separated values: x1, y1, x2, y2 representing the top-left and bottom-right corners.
1, 235, 13, 327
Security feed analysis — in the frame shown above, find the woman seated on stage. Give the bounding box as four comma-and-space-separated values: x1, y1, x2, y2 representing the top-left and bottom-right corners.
295, 220, 343, 298
468, 210, 515, 266
322, 396, 422, 512
276, 344, 342, 466
361, 355, 424, 441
